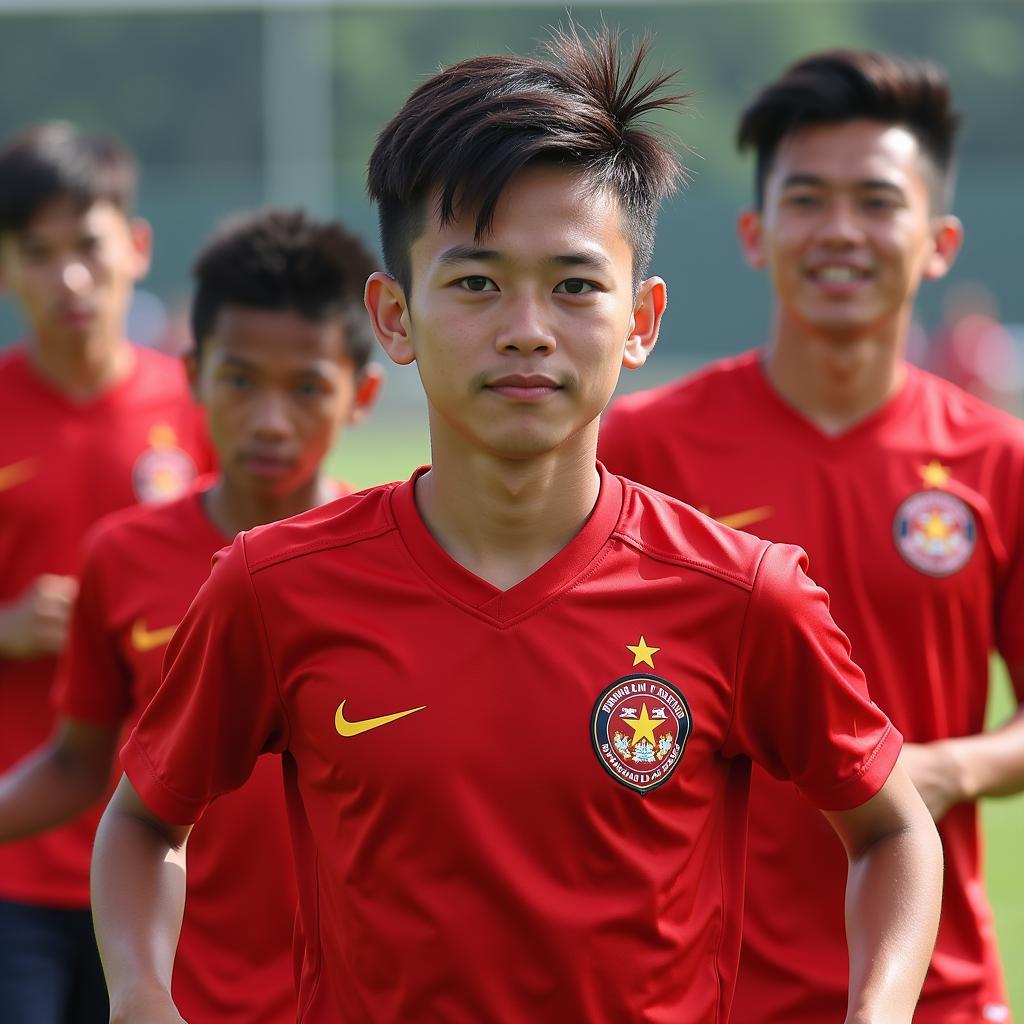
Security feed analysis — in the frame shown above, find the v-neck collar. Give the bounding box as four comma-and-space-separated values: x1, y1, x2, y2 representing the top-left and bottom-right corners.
11, 343, 140, 414
746, 350, 918, 451
390, 463, 624, 625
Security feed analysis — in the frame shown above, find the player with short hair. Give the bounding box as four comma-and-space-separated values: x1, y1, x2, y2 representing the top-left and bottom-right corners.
0, 206, 381, 1022
600, 49, 1023, 1023
92, 29, 942, 1024
0, 121, 212, 1024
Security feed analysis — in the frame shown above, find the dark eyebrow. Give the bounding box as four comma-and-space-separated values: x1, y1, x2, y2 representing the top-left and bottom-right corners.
547, 252, 612, 273
437, 245, 501, 266
781, 173, 905, 195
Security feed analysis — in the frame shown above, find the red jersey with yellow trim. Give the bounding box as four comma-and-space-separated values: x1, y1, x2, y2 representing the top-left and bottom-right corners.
121, 466, 899, 1023
53, 481, 311, 1022
600, 351, 1024, 1024
0, 344, 213, 908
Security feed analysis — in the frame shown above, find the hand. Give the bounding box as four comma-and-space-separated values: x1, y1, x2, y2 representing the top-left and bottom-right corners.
899, 740, 967, 822
0, 574, 78, 659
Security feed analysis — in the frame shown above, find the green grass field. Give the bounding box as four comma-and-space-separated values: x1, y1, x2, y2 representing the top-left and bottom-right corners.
330, 421, 1021, 1016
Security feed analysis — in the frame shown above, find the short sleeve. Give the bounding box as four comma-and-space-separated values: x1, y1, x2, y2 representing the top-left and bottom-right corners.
52, 531, 133, 727
120, 534, 288, 826
725, 542, 902, 811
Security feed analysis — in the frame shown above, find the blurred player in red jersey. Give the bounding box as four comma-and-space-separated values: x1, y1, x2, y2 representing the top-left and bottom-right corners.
0, 207, 381, 1022
0, 122, 212, 1024
92, 29, 942, 1024
601, 49, 1024, 1024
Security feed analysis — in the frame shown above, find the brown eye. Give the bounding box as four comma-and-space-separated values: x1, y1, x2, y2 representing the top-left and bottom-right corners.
554, 279, 596, 295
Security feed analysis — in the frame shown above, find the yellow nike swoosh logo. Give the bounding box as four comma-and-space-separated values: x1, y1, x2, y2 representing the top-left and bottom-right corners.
130, 618, 179, 653
335, 699, 427, 737
700, 505, 774, 531
0, 459, 36, 493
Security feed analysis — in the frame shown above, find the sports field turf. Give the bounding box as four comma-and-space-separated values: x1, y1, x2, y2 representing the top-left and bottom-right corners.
330, 422, 1021, 1017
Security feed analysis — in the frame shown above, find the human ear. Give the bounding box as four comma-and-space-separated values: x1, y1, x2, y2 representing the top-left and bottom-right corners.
923, 216, 964, 281
623, 277, 667, 371
128, 217, 153, 280
347, 363, 384, 425
364, 272, 415, 366
737, 209, 767, 270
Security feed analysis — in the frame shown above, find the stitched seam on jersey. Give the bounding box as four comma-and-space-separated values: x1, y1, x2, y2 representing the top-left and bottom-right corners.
241, 533, 292, 752
611, 529, 756, 592
812, 721, 897, 805
247, 521, 398, 575
128, 731, 212, 814
724, 543, 772, 750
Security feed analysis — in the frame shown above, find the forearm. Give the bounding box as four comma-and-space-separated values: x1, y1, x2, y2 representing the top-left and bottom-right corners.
91, 781, 189, 1020
0, 739, 109, 842
946, 706, 1024, 801
843, 811, 942, 1023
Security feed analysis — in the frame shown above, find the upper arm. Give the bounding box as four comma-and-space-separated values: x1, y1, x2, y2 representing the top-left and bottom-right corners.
822, 758, 931, 860
106, 772, 191, 851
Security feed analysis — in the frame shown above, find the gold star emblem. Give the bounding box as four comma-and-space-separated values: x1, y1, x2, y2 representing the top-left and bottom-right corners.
620, 703, 665, 746
919, 460, 951, 488
922, 510, 952, 542
626, 635, 659, 668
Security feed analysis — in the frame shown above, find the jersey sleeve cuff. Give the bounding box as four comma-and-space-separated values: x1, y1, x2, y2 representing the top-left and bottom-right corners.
802, 722, 903, 812
120, 733, 206, 827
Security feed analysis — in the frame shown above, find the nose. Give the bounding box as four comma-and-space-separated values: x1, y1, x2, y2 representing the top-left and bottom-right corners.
817, 197, 864, 247
494, 290, 556, 356
249, 389, 293, 440
61, 260, 92, 296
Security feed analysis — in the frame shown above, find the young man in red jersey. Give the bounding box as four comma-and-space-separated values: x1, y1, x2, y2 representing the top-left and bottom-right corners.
0, 208, 381, 1022
601, 50, 1024, 1024
92, 30, 942, 1024
0, 121, 212, 1024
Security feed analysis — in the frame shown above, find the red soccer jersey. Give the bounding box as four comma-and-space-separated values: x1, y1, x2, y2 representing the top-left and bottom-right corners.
0, 344, 212, 908
53, 482, 303, 1022
121, 466, 899, 1023
600, 351, 1024, 1024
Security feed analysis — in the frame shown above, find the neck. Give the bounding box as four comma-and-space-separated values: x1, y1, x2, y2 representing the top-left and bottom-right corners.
763, 309, 908, 435
416, 418, 602, 592
203, 474, 335, 538
28, 330, 133, 401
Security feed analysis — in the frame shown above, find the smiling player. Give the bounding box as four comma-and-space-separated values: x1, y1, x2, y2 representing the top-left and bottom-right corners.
0, 208, 380, 1022
92, 30, 941, 1024
600, 50, 1024, 1023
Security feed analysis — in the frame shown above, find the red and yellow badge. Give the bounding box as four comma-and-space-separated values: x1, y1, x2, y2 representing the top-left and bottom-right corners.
132, 423, 197, 504
893, 462, 976, 577
591, 637, 692, 795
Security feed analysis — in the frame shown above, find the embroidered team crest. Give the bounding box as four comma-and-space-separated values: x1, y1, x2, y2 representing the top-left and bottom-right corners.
591, 674, 692, 794
893, 489, 976, 577
132, 423, 197, 503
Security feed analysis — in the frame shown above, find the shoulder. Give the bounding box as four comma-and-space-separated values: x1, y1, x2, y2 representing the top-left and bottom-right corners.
81, 490, 199, 566
910, 365, 1024, 449
239, 481, 400, 576
606, 350, 760, 427
613, 474, 773, 593
127, 344, 192, 397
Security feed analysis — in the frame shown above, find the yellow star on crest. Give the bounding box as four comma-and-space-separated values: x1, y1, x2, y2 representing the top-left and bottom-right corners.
620, 703, 664, 746
919, 460, 951, 488
626, 635, 659, 668
923, 510, 952, 542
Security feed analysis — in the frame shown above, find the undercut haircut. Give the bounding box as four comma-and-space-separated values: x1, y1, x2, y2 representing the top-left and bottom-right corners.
738, 49, 961, 210
190, 208, 380, 372
0, 121, 138, 235
367, 24, 687, 290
